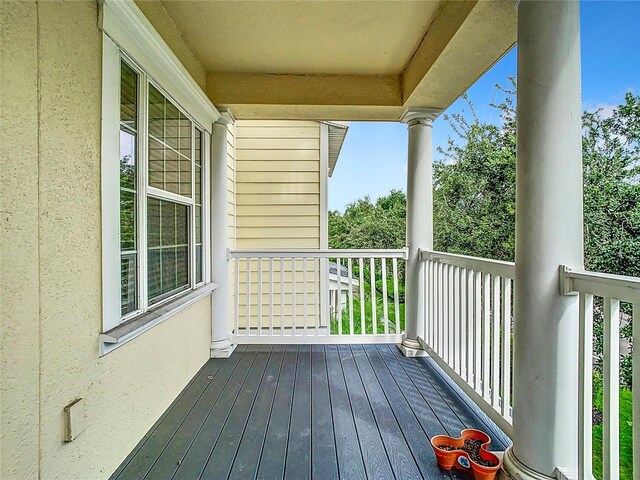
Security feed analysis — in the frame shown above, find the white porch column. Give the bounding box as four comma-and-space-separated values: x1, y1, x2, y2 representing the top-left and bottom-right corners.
504, 2, 583, 478
399, 108, 439, 357
210, 112, 235, 358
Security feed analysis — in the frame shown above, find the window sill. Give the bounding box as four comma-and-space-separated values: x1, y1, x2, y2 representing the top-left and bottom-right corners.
99, 283, 217, 356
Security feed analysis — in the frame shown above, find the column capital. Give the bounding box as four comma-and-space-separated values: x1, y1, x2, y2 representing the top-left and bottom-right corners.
215, 107, 235, 126
400, 107, 441, 126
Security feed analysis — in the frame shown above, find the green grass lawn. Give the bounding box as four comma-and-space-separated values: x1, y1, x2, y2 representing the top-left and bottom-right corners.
329, 278, 405, 335
592, 374, 634, 479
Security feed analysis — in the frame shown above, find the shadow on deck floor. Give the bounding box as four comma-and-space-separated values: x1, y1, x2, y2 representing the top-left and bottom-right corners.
111, 344, 510, 480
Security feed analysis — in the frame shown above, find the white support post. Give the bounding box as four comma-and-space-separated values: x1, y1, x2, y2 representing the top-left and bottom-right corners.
399, 108, 439, 357
503, 2, 583, 478
210, 111, 236, 358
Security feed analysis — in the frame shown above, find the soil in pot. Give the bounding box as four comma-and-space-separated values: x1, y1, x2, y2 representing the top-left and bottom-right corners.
435, 439, 498, 467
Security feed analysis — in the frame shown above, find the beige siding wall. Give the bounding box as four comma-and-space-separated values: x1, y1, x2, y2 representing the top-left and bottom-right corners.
235, 120, 321, 249
1, 3, 211, 479
234, 121, 323, 329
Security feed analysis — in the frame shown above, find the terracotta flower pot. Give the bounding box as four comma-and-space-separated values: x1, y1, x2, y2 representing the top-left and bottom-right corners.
430, 429, 501, 480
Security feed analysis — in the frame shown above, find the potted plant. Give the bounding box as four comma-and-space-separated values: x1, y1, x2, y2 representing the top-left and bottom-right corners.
430, 429, 501, 480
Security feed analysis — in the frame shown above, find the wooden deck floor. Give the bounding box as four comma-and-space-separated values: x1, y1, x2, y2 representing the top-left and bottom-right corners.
111, 344, 510, 480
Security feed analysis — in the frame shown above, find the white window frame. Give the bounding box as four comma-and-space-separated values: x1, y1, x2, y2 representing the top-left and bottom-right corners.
99, 0, 219, 344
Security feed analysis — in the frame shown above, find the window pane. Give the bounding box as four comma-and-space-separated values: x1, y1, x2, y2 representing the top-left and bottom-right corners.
120, 60, 138, 316
147, 197, 190, 304
194, 129, 203, 284
120, 130, 136, 190
147, 85, 192, 197
120, 190, 136, 251
179, 156, 192, 197
195, 244, 202, 284
179, 111, 191, 158
121, 253, 137, 316
120, 62, 137, 130
148, 84, 164, 140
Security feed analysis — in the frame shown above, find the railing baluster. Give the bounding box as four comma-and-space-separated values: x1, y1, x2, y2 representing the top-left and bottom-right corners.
491, 274, 501, 409
578, 292, 594, 480
359, 258, 365, 334
459, 268, 467, 378
603, 298, 620, 480
292, 258, 297, 336
303, 257, 308, 336
370, 257, 377, 334
269, 258, 274, 336
482, 272, 490, 400
437, 262, 444, 355
432, 262, 438, 351
314, 257, 319, 336
280, 257, 285, 336
443, 264, 449, 361
448, 264, 454, 366
467, 269, 474, 385
501, 277, 512, 419
474, 271, 482, 392
393, 258, 400, 335
234, 258, 239, 336
451, 266, 460, 374
382, 258, 389, 335
633, 302, 639, 480
257, 257, 263, 336
336, 257, 343, 336
348, 258, 354, 335
246, 258, 251, 336
426, 260, 432, 346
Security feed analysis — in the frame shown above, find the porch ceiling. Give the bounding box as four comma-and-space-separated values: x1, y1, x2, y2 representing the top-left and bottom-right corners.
145, 0, 516, 120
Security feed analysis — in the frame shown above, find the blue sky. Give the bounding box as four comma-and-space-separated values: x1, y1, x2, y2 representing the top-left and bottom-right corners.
329, 1, 640, 212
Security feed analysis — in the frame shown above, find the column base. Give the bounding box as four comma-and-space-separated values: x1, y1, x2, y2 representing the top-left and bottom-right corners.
398, 338, 428, 358
501, 447, 557, 480
210, 339, 236, 359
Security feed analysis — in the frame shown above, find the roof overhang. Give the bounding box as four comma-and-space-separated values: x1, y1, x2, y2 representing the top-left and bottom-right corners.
137, 0, 517, 121
324, 122, 350, 177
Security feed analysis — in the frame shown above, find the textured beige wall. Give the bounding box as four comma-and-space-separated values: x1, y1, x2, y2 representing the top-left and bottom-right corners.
1, 3, 211, 479
0, 3, 41, 478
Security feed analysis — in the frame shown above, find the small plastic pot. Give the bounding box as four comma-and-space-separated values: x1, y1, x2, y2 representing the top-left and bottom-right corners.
430, 429, 501, 480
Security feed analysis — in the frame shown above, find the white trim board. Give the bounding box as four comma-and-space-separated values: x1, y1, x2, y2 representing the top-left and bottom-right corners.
99, 0, 220, 131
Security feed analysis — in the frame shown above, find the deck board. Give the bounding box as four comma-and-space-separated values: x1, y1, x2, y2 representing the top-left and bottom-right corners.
112, 344, 510, 480
310, 345, 339, 480
228, 345, 285, 480
255, 345, 298, 480
325, 345, 367, 480
284, 344, 312, 480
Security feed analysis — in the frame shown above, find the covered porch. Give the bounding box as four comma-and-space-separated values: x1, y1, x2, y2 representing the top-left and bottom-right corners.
111, 344, 509, 480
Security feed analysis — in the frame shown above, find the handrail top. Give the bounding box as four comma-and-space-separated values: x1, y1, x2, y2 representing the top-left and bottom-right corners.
228, 248, 407, 259
420, 249, 515, 267
419, 249, 515, 278
561, 265, 640, 303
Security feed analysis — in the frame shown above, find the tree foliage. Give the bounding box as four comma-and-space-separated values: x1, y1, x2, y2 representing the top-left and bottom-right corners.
329, 87, 639, 388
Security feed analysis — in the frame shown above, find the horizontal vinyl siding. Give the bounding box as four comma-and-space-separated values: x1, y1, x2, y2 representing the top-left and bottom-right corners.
235, 121, 322, 329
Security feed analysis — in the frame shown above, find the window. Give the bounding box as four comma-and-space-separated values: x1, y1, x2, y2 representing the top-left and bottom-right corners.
117, 57, 209, 322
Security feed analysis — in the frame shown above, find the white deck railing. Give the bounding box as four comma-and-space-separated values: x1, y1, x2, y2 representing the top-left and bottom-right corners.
228, 249, 406, 344
561, 266, 640, 480
418, 249, 515, 437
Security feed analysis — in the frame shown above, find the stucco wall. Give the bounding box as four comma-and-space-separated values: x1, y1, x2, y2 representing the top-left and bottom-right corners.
1, 3, 41, 478
1, 3, 211, 479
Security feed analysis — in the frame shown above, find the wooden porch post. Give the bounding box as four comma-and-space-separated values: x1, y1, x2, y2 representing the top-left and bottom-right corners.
210, 112, 236, 358
399, 108, 439, 357
504, 1, 583, 478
